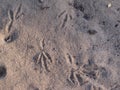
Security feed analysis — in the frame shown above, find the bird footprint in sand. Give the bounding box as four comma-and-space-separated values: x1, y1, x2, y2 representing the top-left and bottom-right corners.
33, 39, 52, 72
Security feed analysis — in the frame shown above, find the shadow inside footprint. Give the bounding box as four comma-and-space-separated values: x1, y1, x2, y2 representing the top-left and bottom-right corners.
33, 53, 40, 64
4, 30, 19, 43
27, 84, 39, 90
87, 29, 97, 35
73, 2, 84, 12
0, 65, 7, 79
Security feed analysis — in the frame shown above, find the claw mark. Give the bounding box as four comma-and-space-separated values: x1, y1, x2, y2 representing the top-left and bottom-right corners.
61, 14, 68, 28
14, 4, 22, 20
76, 74, 88, 86
44, 52, 52, 63
67, 69, 76, 86
69, 14, 73, 20
5, 9, 14, 33
67, 69, 88, 86
33, 39, 52, 72
69, 69, 76, 84
5, 20, 13, 34
67, 53, 72, 64
43, 56, 50, 72
8, 10, 14, 21
66, 53, 81, 69
41, 39, 45, 48
58, 10, 66, 18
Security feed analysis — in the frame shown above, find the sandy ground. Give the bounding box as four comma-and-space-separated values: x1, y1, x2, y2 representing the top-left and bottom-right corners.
0, 0, 120, 90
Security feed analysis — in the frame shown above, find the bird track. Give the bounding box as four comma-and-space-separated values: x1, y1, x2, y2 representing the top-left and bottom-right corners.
33, 39, 52, 72
66, 53, 108, 90
4, 4, 22, 43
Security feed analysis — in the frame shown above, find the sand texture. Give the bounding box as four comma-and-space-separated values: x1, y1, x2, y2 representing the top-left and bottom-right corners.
0, 0, 120, 90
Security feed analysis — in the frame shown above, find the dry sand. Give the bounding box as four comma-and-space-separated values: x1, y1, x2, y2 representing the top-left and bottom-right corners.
0, 0, 120, 90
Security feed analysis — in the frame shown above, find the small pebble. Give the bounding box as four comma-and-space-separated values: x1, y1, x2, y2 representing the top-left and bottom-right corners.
107, 3, 112, 8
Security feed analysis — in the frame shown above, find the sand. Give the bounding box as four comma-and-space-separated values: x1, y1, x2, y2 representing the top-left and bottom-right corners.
0, 0, 120, 90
